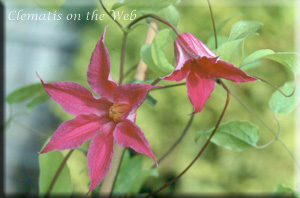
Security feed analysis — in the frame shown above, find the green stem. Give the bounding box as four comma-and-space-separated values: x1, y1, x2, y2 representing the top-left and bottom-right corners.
231, 91, 300, 169
46, 149, 74, 197
119, 32, 128, 84
109, 148, 127, 197
151, 78, 161, 86
13, 120, 49, 139
127, 14, 180, 35
254, 74, 297, 97
150, 82, 186, 91
151, 114, 194, 169
146, 80, 230, 197
207, 0, 218, 49
99, 0, 124, 31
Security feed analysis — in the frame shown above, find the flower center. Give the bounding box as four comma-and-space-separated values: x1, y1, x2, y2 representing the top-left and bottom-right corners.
108, 103, 130, 122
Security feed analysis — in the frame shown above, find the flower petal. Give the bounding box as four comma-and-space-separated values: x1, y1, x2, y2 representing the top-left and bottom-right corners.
163, 62, 191, 82
175, 33, 216, 61
87, 122, 115, 194
37, 74, 111, 116
41, 114, 110, 153
202, 59, 257, 83
114, 120, 156, 164
186, 70, 216, 114
115, 83, 155, 119
87, 27, 117, 100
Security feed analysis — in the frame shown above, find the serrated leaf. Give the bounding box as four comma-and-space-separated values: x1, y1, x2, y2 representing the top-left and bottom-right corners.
195, 121, 260, 151
157, 5, 180, 28
269, 81, 299, 114
112, 0, 180, 13
151, 29, 174, 74
34, 0, 66, 12
39, 139, 72, 196
228, 21, 263, 41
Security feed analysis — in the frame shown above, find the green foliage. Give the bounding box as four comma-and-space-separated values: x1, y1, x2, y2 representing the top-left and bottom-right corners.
6, 83, 49, 109
269, 81, 299, 114
151, 29, 175, 74
206, 35, 228, 51
34, 0, 66, 12
195, 121, 260, 151
242, 49, 300, 75
62, 150, 90, 194
157, 5, 180, 27
216, 38, 245, 67
39, 139, 72, 196
114, 150, 158, 195
112, 0, 180, 13
216, 21, 263, 67
140, 29, 174, 76
228, 21, 263, 41
273, 184, 299, 197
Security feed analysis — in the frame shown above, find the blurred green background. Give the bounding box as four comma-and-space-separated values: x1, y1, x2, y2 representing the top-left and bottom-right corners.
4, 0, 298, 195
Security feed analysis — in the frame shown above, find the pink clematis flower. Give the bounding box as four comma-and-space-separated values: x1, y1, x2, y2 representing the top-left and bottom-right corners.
163, 33, 257, 114
39, 27, 157, 193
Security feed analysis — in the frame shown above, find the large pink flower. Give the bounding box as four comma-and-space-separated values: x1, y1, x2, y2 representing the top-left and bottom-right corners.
163, 33, 257, 114
39, 27, 157, 193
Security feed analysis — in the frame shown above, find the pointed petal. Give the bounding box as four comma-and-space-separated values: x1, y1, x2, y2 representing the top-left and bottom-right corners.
87, 122, 115, 193
163, 62, 190, 82
87, 27, 117, 100
202, 59, 257, 83
115, 83, 155, 119
41, 115, 110, 153
37, 74, 111, 116
186, 70, 215, 114
114, 120, 157, 164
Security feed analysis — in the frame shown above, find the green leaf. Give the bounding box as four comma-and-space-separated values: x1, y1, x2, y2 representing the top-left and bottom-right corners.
195, 121, 260, 151
242, 49, 274, 66
130, 169, 159, 193
269, 81, 299, 114
114, 150, 142, 194
112, 0, 180, 13
140, 44, 160, 74
151, 29, 174, 74
34, 0, 66, 12
6, 83, 44, 104
62, 150, 90, 194
157, 5, 180, 28
228, 21, 263, 41
273, 184, 299, 197
242, 49, 300, 74
27, 92, 49, 109
6, 83, 49, 109
39, 139, 72, 196
206, 35, 228, 51
114, 150, 158, 194
216, 38, 245, 67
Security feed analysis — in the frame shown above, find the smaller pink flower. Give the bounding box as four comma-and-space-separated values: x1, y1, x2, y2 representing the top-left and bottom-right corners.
39, 27, 157, 193
163, 33, 257, 114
